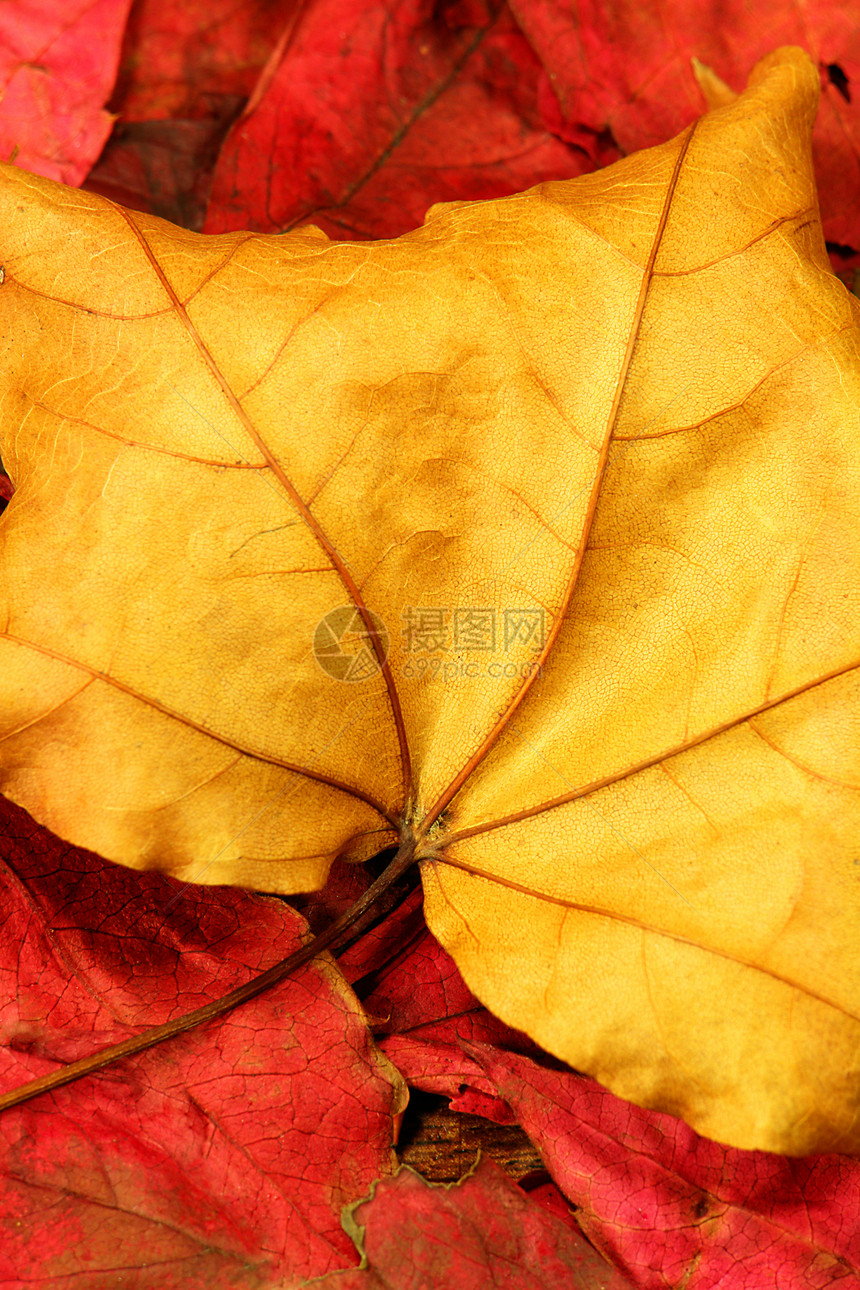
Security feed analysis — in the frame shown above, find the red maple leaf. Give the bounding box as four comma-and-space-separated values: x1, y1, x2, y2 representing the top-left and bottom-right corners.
0, 0, 131, 185
473, 1048, 860, 1288
0, 796, 403, 1285
309, 1156, 636, 1289
203, 0, 596, 239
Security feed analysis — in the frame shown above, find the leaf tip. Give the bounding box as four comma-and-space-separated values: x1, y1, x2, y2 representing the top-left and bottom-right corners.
691, 57, 737, 111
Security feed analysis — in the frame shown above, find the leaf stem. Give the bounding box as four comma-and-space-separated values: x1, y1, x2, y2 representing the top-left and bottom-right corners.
0, 837, 419, 1115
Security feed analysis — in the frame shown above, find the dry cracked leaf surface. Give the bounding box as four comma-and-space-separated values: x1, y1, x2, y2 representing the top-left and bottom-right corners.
0, 46, 858, 1156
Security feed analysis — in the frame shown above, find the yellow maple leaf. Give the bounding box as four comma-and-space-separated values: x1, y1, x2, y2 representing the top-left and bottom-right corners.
0, 47, 858, 1153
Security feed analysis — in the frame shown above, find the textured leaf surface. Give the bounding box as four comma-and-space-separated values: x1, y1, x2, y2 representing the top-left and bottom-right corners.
203, 0, 591, 238
0, 0, 132, 185
462, 1046, 860, 1289
308, 1157, 633, 1290
0, 796, 404, 1286
0, 48, 859, 1155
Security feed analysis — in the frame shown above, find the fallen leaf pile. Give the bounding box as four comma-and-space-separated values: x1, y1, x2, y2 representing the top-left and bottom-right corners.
0, 3, 859, 1287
